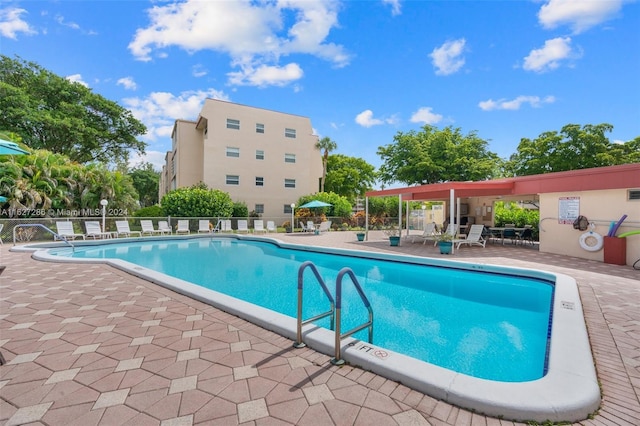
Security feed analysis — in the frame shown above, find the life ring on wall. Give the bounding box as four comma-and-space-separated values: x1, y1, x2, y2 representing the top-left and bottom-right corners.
579, 231, 604, 252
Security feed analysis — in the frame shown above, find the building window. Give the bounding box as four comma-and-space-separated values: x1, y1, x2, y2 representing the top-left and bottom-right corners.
284, 204, 293, 214
285, 128, 296, 138
256, 123, 264, 133
226, 175, 239, 185
226, 147, 240, 158
226, 118, 240, 130
284, 178, 296, 188
255, 177, 264, 186
255, 204, 264, 214
256, 150, 264, 160
284, 153, 296, 163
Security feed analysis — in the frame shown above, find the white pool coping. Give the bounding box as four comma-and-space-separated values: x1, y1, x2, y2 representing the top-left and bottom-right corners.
19, 234, 600, 423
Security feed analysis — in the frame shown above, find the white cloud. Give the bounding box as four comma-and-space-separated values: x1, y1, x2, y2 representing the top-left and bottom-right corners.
128, 150, 166, 172
117, 76, 137, 91
429, 38, 466, 76
227, 62, 303, 87
0, 7, 36, 39
355, 109, 394, 128
192, 64, 208, 78
538, 0, 623, 34
410, 107, 443, 124
522, 37, 575, 72
478, 95, 556, 111
55, 14, 79, 30
383, 0, 402, 16
122, 89, 230, 141
66, 74, 89, 87
128, 0, 349, 87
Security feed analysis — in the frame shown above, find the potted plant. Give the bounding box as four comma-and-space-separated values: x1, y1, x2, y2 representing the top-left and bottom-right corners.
384, 227, 401, 246
355, 231, 366, 241
436, 232, 454, 254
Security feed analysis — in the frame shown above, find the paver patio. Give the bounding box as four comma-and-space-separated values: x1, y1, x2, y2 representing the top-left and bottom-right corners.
1, 231, 639, 425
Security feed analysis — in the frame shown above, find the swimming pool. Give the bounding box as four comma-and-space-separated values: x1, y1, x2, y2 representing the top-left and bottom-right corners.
26, 234, 600, 422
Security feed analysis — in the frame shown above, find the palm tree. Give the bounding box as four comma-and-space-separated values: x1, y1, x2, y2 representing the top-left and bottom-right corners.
315, 136, 337, 192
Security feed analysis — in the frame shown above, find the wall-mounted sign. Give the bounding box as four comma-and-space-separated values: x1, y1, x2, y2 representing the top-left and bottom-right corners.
558, 196, 580, 224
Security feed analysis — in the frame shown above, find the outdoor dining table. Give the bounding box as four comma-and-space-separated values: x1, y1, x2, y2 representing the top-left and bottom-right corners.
488, 227, 526, 245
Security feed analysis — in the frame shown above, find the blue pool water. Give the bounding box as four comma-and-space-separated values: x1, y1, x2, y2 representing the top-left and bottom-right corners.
53, 238, 553, 382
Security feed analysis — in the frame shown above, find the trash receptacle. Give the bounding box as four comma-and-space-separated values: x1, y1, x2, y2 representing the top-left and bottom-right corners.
604, 236, 626, 265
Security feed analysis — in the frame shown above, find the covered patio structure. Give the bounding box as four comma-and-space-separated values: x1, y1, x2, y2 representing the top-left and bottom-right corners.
364, 163, 640, 264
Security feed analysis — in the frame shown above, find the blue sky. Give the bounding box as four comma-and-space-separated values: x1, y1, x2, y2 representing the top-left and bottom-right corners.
1, 0, 638, 178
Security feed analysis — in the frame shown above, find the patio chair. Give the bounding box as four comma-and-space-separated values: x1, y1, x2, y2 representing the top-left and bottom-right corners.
198, 220, 211, 233
158, 221, 172, 235
84, 221, 112, 239
236, 220, 250, 233
502, 227, 518, 245
411, 222, 437, 244
140, 220, 164, 236
453, 224, 486, 249
55, 221, 86, 240
0, 223, 3, 245
253, 220, 266, 234
317, 221, 332, 233
306, 221, 316, 232
115, 220, 142, 238
266, 221, 276, 233
176, 220, 190, 235
517, 227, 534, 246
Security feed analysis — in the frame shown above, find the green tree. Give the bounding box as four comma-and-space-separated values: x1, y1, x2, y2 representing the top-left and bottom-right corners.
315, 136, 338, 192
160, 185, 234, 217
377, 125, 501, 186
129, 163, 160, 207
0, 55, 147, 164
506, 123, 640, 176
324, 154, 376, 201
296, 192, 352, 218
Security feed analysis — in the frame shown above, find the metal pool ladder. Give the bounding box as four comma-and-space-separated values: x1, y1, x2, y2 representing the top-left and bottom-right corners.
294, 261, 374, 366
13, 223, 75, 251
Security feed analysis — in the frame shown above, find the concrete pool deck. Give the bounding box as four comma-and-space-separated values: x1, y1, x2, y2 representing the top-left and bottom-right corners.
1, 231, 639, 425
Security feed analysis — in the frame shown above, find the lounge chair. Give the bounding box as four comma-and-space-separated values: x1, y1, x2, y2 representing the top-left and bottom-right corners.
158, 221, 172, 235
317, 221, 332, 233
84, 221, 112, 239
306, 221, 316, 233
176, 220, 190, 235
453, 224, 486, 249
266, 221, 276, 233
236, 219, 249, 233
198, 220, 211, 233
115, 220, 142, 238
0, 223, 3, 245
431, 223, 457, 246
300, 222, 309, 233
253, 220, 266, 234
411, 222, 437, 244
222, 219, 232, 232
55, 221, 85, 240
140, 220, 164, 236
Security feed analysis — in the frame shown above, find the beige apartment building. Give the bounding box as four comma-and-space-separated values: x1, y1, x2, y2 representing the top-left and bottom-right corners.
160, 100, 323, 219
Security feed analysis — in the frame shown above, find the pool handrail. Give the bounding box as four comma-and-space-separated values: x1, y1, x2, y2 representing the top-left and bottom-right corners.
332, 267, 374, 365
294, 261, 335, 348
13, 223, 75, 251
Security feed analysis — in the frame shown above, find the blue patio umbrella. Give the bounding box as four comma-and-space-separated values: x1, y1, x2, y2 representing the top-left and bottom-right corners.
299, 200, 332, 208
0, 139, 30, 155
0, 196, 6, 203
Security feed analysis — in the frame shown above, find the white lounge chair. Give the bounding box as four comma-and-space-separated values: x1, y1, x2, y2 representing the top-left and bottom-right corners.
411, 222, 437, 244
84, 221, 112, 239
266, 221, 276, 233
176, 220, 190, 234
140, 220, 164, 236
158, 221, 172, 235
236, 220, 249, 233
253, 220, 266, 234
0, 223, 4, 245
317, 221, 331, 233
217, 219, 232, 232
300, 222, 309, 233
306, 221, 316, 233
115, 220, 142, 238
453, 224, 486, 249
198, 220, 211, 233
55, 221, 85, 240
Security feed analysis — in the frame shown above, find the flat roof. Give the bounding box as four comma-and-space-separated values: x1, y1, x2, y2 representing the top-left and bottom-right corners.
365, 163, 640, 201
